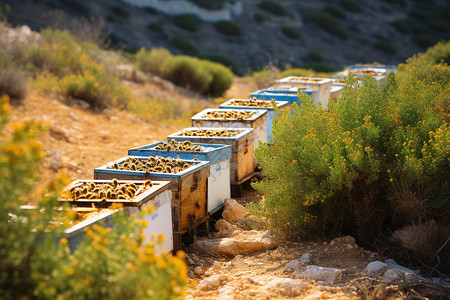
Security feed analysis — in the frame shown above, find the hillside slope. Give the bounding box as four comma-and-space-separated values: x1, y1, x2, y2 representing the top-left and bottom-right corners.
1, 0, 449, 72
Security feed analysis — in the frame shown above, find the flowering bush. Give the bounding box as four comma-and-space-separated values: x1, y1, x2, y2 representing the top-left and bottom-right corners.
0, 95, 188, 299
251, 57, 449, 262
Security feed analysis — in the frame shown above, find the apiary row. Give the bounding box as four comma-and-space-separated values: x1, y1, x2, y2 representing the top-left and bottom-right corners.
55, 63, 396, 253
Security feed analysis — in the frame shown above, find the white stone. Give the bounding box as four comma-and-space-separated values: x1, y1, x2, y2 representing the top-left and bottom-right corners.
382, 268, 404, 282
197, 274, 230, 291
300, 253, 312, 264
364, 261, 388, 277
298, 265, 343, 284
222, 199, 246, 224
278, 279, 307, 297
194, 266, 204, 275
285, 260, 303, 272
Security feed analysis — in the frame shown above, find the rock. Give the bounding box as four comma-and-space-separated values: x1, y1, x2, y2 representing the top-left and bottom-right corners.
382, 268, 404, 282
215, 219, 238, 237
76, 100, 90, 109
277, 279, 307, 297
48, 153, 62, 170
300, 253, 312, 264
390, 220, 439, 251
197, 274, 230, 291
218, 287, 234, 300
193, 230, 278, 257
285, 260, 303, 272
296, 265, 343, 284
331, 236, 356, 246
194, 266, 204, 276
187, 270, 195, 279
364, 261, 388, 277
50, 125, 73, 143
69, 112, 78, 121
222, 199, 246, 224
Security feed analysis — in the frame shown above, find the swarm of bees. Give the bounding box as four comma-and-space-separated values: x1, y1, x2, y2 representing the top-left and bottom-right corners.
228, 98, 273, 108
154, 140, 202, 152
108, 156, 192, 174
68, 179, 153, 201
179, 129, 241, 137
202, 110, 255, 120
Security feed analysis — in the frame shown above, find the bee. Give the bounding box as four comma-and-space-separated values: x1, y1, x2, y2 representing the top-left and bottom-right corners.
143, 180, 152, 188
86, 192, 97, 200
112, 178, 118, 186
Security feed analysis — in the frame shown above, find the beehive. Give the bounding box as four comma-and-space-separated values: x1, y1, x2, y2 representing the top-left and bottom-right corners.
128, 142, 232, 214
276, 76, 333, 109
93, 157, 209, 250
57, 179, 173, 251
191, 108, 267, 151
167, 128, 254, 185
219, 98, 290, 141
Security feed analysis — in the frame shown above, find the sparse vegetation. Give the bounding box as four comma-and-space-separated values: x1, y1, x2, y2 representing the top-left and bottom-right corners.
373, 39, 397, 54
135, 47, 172, 75
148, 22, 163, 32
200, 53, 242, 75
323, 4, 347, 19
174, 14, 198, 32
259, 0, 287, 16
189, 0, 226, 10
310, 11, 349, 40
280, 26, 301, 39
412, 34, 440, 48
307, 51, 323, 62
254, 13, 265, 23
0, 67, 28, 102
169, 33, 199, 56
111, 5, 130, 18
338, 0, 362, 12
215, 20, 242, 36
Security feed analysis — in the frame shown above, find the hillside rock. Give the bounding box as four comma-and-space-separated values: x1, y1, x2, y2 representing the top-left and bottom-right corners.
222, 199, 246, 224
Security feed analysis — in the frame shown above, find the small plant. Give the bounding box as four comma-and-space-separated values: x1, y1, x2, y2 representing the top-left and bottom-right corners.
252, 66, 280, 89
174, 14, 198, 32
310, 11, 348, 40
148, 22, 163, 32
307, 51, 323, 62
323, 4, 347, 19
189, 0, 225, 10
169, 33, 199, 56
0, 67, 28, 102
373, 40, 397, 54
412, 34, 440, 48
200, 53, 242, 75
215, 20, 242, 36
259, 0, 287, 16
338, 0, 362, 12
135, 47, 172, 75
280, 26, 301, 39
254, 13, 265, 23
111, 5, 130, 18
106, 14, 115, 22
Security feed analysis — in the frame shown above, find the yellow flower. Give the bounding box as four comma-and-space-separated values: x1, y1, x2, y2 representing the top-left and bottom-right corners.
66, 267, 75, 276
60, 238, 68, 244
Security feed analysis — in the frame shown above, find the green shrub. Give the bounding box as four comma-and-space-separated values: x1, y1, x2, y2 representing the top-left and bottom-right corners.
189, 0, 225, 9
251, 61, 450, 271
161, 56, 233, 96
106, 14, 115, 22
254, 13, 265, 23
259, 0, 287, 16
0, 67, 28, 102
382, 0, 406, 6
310, 11, 348, 40
135, 47, 172, 75
174, 14, 198, 32
148, 22, 163, 32
373, 40, 397, 54
409, 40, 450, 66
391, 18, 426, 34
111, 5, 130, 18
200, 53, 242, 75
280, 26, 301, 39
323, 4, 347, 19
0, 95, 189, 299
215, 20, 242, 36
201, 60, 234, 96
279, 67, 333, 79
301, 62, 335, 73
169, 33, 199, 56
338, 0, 362, 12
252, 66, 280, 89
307, 51, 323, 62
412, 33, 440, 48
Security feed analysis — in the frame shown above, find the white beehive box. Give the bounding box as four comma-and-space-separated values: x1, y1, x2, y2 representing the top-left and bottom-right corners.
276, 76, 333, 109
191, 108, 267, 151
